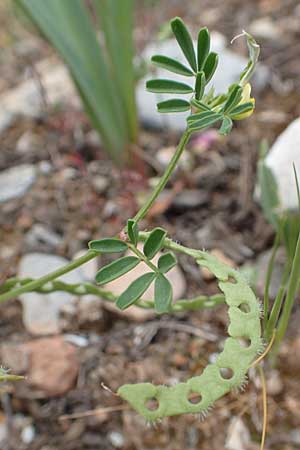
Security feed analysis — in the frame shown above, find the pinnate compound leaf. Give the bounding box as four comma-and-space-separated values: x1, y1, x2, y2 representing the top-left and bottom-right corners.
158, 252, 177, 273
223, 85, 243, 113
219, 116, 233, 135
197, 27, 210, 71
127, 219, 139, 246
89, 238, 127, 253
154, 274, 173, 313
170, 17, 197, 72
203, 52, 218, 83
116, 272, 156, 310
96, 256, 140, 285
151, 55, 194, 77
157, 99, 191, 113
143, 228, 167, 259
146, 79, 193, 94
195, 71, 206, 100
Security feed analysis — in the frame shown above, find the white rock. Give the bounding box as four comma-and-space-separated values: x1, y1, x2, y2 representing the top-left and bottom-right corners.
18, 253, 84, 335
265, 118, 300, 210
225, 417, 251, 450
16, 130, 40, 154
0, 164, 36, 203
137, 35, 268, 131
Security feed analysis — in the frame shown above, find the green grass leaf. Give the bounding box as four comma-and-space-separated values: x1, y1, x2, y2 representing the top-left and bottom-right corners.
155, 273, 173, 313
146, 79, 193, 94
143, 228, 167, 259
203, 52, 218, 83
170, 17, 197, 72
96, 256, 140, 285
151, 55, 194, 77
157, 99, 191, 113
116, 272, 156, 309
197, 27, 210, 71
158, 252, 177, 273
89, 239, 128, 253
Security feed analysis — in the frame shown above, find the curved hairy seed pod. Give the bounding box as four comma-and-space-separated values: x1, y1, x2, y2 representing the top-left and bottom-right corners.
118, 250, 262, 421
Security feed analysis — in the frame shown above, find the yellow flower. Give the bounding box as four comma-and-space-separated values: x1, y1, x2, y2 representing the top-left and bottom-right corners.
231, 83, 255, 120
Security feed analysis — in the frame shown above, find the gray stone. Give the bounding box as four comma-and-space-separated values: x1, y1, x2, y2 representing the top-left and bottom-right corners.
91, 175, 109, 194
25, 224, 63, 251
137, 35, 268, 131
225, 417, 251, 450
0, 164, 36, 203
171, 189, 208, 210
16, 130, 41, 154
265, 118, 300, 211
249, 17, 281, 40
18, 253, 84, 335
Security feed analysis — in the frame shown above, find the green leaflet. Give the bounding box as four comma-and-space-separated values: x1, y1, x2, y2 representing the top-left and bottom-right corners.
154, 274, 172, 313
197, 27, 210, 71
171, 17, 197, 72
96, 256, 140, 285
219, 117, 233, 135
157, 99, 191, 113
195, 71, 206, 100
118, 250, 262, 420
151, 55, 194, 77
188, 112, 223, 132
230, 102, 254, 118
203, 52, 219, 83
143, 228, 167, 259
146, 79, 193, 94
158, 252, 177, 273
116, 272, 156, 310
223, 85, 243, 114
89, 238, 128, 253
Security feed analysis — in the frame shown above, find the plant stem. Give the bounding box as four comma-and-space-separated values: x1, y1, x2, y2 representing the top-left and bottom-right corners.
127, 244, 159, 273
272, 228, 300, 356
133, 129, 191, 224
0, 250, 98, 303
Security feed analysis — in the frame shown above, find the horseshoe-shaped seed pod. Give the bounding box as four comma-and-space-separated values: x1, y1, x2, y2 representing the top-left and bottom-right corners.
118, 251, 263, 421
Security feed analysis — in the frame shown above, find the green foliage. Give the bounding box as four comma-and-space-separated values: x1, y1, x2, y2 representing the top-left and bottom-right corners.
147, 19, 257, 136
157, 252, 177, 273
95, 256, 140, 284
143, 228, 167, 259
89, 239, 128, 253
116, 272, 156, 310
15, 0, 137, 165
127, 219, 139, 246
154, 274, 172, 313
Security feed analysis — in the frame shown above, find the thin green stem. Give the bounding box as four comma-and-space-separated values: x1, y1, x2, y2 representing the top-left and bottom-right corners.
272, 229, 300, 356
265, 261, 290, 341
127, 243, 159, 273
0, 250, 98, 303
133, 129, 191, 224
263, 219, 284, 329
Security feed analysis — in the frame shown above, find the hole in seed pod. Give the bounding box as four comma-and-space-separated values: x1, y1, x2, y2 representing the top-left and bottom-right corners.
187, 391, 202, 404
237, 337, 251, 348
227, 275, 237, 284
145, 397, 159, 411
238, 302, 250, 313
219, 367, 234, 380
